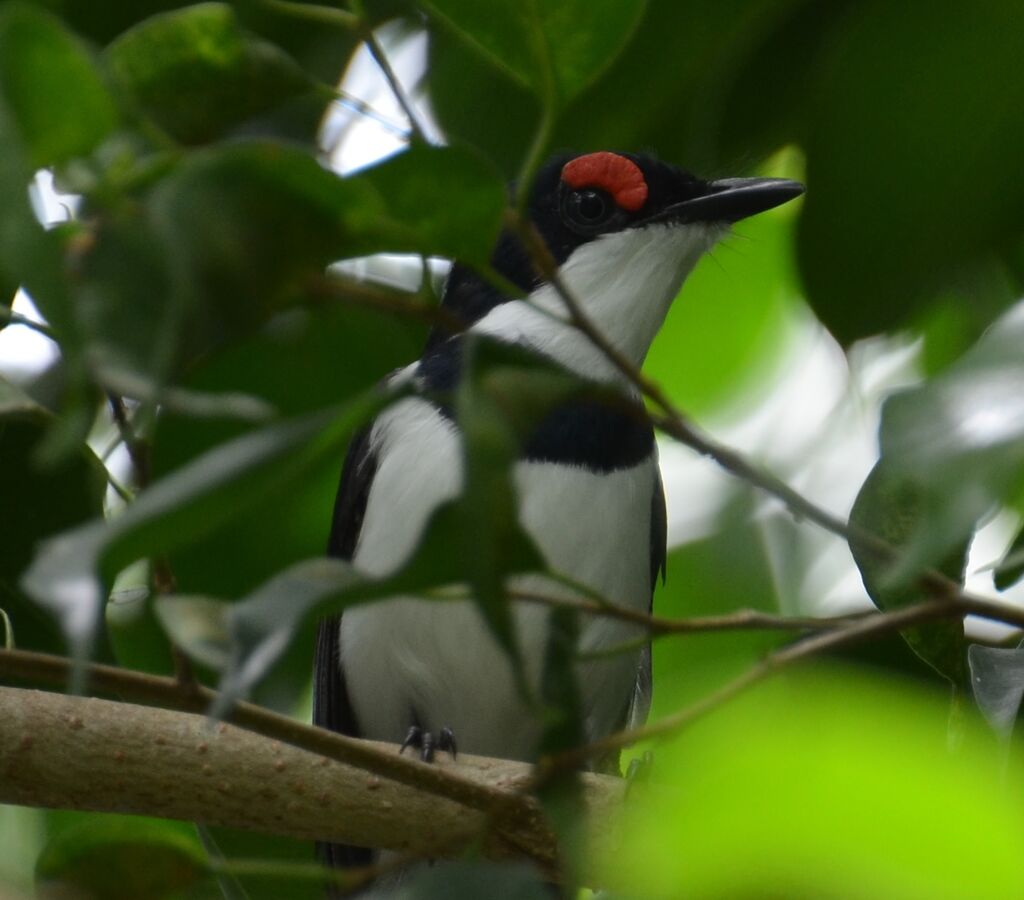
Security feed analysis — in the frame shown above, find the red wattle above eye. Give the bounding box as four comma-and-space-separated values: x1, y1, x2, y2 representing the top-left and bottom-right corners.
561, 152, 648, 212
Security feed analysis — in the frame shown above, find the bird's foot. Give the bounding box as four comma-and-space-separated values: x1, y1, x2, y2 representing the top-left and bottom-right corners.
399, 725, 457, 763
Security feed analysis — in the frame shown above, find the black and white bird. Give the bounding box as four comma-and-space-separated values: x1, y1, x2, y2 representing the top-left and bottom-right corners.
314, 150, 802, 865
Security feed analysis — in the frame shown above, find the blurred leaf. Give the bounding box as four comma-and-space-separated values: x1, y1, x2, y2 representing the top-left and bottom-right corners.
35, 818, 207, 900
0, 376, 107, 655
21, 390, 390, 679
848, 459, 969, 686
994, 522, 1024, 592
608, 666, 1024, 899
216, 499, 544, 714
421, 0, 645, 107
142, 142, 503, 347
968, 640, 1024, 741
869, 303, 1024, 585
153, 594, 230, 671
103, 3, 314, 145
0, 12, 80, 343
798, 0, 1024, 343
106, 560, 175, 675
0, 3, 118, 167
352, 143, 506, 267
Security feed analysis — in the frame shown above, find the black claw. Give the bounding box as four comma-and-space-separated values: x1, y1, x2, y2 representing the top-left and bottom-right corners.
399, 725, 422, 756
421, 730, 436, 762
397, 724, 458, 764
438, 726, 457, 760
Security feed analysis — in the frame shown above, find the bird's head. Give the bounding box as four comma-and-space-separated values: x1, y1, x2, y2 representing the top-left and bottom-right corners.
436, 150, 803, 371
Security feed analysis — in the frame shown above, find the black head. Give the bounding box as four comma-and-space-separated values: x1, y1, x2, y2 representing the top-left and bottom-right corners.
426, 150, 803, 351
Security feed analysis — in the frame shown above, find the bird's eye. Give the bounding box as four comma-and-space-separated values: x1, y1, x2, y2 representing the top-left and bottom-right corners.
561, 188, 619, 234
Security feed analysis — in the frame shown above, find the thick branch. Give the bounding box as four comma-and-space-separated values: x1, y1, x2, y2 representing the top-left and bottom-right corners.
0, 686, 623, 879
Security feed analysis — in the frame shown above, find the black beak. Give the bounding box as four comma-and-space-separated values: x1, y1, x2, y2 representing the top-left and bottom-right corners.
650, 177, 804, 225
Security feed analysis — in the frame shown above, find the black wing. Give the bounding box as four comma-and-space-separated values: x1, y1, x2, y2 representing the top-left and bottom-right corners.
628, 471, 666, 729
314, 425, 378, 871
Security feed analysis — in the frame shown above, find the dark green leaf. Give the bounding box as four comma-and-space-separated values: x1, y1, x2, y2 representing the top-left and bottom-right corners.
848, 459, 969, 685
0, 3, 118, 167
352, 143, 506, 267
797, 0, 1024, 343
0, 376, 107, 655
968, 640, 1024, 741
36, 818, 207, 900
145, 142, 504, 335
421, 0, 645, 107
103, 2, 314, 145
21, 390, 391, 678
994, 522, 1024, 592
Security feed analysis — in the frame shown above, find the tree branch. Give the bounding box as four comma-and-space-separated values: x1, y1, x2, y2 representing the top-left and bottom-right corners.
0, 685, 623, 879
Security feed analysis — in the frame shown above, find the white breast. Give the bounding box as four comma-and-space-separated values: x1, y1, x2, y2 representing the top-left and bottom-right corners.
339, 397, 657, 760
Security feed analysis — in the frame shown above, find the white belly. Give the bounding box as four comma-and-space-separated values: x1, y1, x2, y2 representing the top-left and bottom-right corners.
339, 398, 655, 760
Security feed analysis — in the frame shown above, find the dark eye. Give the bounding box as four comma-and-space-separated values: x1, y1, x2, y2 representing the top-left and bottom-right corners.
561, 188, 618, 234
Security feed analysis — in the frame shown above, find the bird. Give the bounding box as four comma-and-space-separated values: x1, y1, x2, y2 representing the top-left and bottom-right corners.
313, 150, 803, 868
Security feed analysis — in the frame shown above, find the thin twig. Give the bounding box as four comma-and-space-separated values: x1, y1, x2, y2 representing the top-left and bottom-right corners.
506, 589, 869, 636
309, 272, 466, 336
534, 592, 1024, 774
352, 4, 430, 144
0, 307, 57, 341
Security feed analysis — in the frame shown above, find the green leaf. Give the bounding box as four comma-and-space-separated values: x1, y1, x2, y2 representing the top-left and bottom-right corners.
421, 0, 646, 107
36, 818, 207, 900
0, 3, 118, 168
352, 143, 506, 267
848, 459, 969, 686
21, 389, 392, 681
994, 522, 1024, 592
797, 0, 1024, 343
216, 499, 543, 715
0, 376, 107, 655
608, 667, 1024, 898
870, 303, 1024, 583
145, 141, 504, 332
105, 561, 174, 676
103, 2, 314, 145
153, 594, 231, 672
968, 639, 1024, 741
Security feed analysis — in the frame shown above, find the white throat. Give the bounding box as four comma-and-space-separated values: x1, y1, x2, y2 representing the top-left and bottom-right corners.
471, 222, 722, 383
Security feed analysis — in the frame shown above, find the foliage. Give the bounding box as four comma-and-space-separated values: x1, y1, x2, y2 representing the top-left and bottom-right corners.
1, 0, 1024, 898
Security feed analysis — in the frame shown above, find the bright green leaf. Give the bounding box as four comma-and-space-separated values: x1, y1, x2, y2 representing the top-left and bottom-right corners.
103, 2, 313, 144
608, 667, 1024, 898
